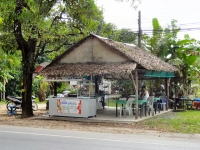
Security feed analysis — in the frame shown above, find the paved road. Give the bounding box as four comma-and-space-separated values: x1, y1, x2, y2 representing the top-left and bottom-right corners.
0, 125, 199, 150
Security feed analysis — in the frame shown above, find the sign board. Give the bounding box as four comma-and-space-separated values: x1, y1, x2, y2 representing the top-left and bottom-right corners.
43, 76, 83, 81
57, 99, 82, 114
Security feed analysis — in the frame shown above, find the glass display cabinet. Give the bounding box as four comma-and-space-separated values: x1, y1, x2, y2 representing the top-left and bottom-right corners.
77, 80, 95, 98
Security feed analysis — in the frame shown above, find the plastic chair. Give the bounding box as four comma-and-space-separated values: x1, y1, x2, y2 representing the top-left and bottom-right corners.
145, 96, 154, 116
159, 96, 167, 111
119, 98, 133, 118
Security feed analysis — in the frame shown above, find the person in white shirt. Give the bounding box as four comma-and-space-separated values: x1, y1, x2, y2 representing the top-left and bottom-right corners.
160, 84, 165, 92
140, 85, 149, 100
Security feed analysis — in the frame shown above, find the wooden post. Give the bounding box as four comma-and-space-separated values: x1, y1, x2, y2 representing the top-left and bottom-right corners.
130, 73, 136, 90
130, 70, 138, 119
135, 69, 138, 119
130, 70, 139, 119
94, 76, 99, 94
165, 78, 170, 110
54, 82, 57, 96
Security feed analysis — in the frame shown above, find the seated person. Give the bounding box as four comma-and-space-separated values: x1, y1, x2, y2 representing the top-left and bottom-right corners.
160, 84, 165, 92
140, 86, 149, 100
175, 93, 184, 105
155, 85, 166, 97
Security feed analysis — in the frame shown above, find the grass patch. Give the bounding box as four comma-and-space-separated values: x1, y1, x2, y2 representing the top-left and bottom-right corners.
142, 110, 200, 134
34, 97, 46, 104
0, 100, 6, 105
105, 99, 117, 107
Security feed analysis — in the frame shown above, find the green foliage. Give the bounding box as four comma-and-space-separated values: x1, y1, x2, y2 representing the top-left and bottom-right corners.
70, 89, 77, 94
152, 18, 162, 37
32, 75, 43, 96
141, 18, 200, 96
172, 37, 200, 85
112, 80, 134, 98
0, 50, 21, 92
33, 75, 49, 102
38, 81, 49, 102
97, 25, 137, 46
117, 28, 137, 43
96, 21, 117, 39
5, 66, 22, 96
0, 0, 104, 115
0, 0, 103, 67
57, 82, 67, 93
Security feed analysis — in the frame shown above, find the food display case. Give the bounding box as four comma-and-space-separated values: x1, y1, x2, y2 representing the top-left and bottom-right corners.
77, 81, 95, 98
48, 80, 97, 118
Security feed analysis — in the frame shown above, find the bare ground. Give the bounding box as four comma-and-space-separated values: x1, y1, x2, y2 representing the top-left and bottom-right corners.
0, 104, 147, 134
0, 104, 199, 139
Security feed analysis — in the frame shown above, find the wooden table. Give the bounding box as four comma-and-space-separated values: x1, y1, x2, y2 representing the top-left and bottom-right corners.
174, 98, 193, 111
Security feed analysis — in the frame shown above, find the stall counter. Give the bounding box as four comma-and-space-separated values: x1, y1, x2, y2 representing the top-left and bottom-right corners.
49, 98, 96, 118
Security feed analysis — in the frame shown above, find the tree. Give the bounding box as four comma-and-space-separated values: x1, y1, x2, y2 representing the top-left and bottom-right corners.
0, 47, 21, 100
96, 21, 118, 39
0, 0, 103, 117
168, 36, 200, 95
145, 19, 180, 60
143, 18, 200, 95
117, 28, 137, 43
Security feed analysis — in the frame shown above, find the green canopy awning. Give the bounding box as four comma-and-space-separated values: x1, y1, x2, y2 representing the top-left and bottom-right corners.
145, 70, 175, 78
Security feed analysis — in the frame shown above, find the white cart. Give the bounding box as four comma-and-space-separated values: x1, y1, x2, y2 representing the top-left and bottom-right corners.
49, 80, 97, 118
49, 97, 96, 118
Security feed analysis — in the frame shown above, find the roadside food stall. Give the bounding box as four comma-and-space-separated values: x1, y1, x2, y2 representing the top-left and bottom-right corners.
47, 77, 97, 118
39, 34, 178, 119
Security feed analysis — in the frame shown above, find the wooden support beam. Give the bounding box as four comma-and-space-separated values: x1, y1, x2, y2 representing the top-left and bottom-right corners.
135, 69, 139, 119
53, 82, 57, 96
111, 74, 116, 80
120, 75, 126, 79
165, 78, 170, 110
130, 70, 138, 119
129, 73, 136, 90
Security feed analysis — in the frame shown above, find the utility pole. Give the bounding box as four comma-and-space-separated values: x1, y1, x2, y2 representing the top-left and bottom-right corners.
138, 11, 141, 48
132, 11, 142, 119
138, 11, 142, 89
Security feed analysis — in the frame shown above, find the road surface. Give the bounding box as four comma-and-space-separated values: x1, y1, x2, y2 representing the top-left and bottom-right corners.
0, 125, 199, 150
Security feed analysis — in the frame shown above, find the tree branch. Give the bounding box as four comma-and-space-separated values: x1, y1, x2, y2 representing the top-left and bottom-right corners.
36, 41, 73, 57
14, 0, 28, 52
23, 3, 31, 11
50, 8, 66, 28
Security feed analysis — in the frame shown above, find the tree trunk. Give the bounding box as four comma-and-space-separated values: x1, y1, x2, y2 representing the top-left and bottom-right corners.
13, 0, 36, 117
21, 62, 34, 117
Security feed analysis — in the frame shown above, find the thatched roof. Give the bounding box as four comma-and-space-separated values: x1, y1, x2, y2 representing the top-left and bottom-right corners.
40, 34, 178, 77
40, 62, 136, 77
94, 35, 177, 72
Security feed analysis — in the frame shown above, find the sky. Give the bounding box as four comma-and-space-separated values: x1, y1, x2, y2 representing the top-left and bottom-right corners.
95, 0, 200, 40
